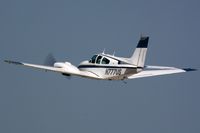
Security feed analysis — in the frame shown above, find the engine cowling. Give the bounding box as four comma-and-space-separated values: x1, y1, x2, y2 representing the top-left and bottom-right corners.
53, 62, 66, 68
53, 62, 79, 73
64, 62, 79, 72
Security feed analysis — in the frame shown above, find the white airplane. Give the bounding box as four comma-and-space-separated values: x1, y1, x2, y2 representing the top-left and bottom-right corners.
5, 36, 196, 81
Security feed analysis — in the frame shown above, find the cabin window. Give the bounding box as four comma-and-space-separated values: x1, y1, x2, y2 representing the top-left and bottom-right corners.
89, 55, 97, 63
102, 57, 110, 64
96, 56, 102, 64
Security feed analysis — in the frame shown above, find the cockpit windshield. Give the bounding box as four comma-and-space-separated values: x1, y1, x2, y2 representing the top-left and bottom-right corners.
89, 55, 110, 64
89, 55, 97, 63
96, 56, 102, 64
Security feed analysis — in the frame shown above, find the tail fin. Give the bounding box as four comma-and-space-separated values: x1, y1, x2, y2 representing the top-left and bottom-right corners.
129, 36, 149, 68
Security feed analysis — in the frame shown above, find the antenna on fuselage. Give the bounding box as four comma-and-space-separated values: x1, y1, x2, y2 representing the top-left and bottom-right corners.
112, 50, 115, 56
102, 48, 106, 54
140, 33, 144, 38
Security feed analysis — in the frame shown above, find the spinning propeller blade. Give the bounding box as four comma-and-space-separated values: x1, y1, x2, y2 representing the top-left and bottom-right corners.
44, 53, 56, 66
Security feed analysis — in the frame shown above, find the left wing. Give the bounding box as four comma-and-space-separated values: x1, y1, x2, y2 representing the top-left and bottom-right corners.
4, 60, 100, 79
5, 60, 66, 72
128, 65, 196, 79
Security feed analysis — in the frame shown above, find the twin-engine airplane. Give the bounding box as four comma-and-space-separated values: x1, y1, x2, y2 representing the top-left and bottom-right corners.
5, 36, 196, 80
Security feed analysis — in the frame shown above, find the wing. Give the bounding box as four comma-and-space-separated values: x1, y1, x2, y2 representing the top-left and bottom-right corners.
128, 65, 196, 79
4, 60, 100, 79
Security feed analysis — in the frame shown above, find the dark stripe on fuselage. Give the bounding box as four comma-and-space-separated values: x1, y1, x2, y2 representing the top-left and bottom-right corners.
78, 65, 143, 69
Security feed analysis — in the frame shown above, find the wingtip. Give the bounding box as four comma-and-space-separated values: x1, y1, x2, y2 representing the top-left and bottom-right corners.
4, 60, 23, 65
4, 60, 11, 63
182, 68, 197, 72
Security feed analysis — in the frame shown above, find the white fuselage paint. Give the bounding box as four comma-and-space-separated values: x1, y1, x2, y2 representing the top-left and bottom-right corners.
78, 59, 139, 80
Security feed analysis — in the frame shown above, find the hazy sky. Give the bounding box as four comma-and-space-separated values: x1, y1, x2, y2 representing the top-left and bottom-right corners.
0, 0, 200, 133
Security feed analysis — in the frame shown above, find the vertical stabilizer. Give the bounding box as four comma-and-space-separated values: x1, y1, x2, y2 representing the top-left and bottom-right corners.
129, 36, 149, 67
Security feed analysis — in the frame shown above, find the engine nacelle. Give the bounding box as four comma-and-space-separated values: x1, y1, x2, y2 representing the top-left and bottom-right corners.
54, 62, 79, 73
64, 62, 79, 72
53, 62, 66, 68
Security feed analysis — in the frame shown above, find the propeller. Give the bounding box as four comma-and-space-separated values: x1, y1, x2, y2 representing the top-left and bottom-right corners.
44, 53, 57, 66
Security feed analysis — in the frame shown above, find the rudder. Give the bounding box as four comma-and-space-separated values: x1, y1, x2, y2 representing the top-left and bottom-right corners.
129, 36, 149, 68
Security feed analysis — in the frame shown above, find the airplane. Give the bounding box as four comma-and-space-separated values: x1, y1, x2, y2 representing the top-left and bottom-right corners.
4, 36, 196, 81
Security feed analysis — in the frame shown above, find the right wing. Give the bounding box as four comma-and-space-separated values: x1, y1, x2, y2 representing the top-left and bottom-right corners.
128, 65, 196, 79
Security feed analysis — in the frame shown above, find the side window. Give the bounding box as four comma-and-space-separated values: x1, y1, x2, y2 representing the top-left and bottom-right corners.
102, 57, 110, 64
96, 56, 102, 64
89, 55, 97, 63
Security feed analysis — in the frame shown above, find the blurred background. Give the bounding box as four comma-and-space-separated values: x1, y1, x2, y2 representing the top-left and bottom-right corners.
0, 0, 199, 133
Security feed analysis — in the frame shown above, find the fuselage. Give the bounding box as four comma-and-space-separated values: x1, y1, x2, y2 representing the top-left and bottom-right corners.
78, 53, 142, 80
